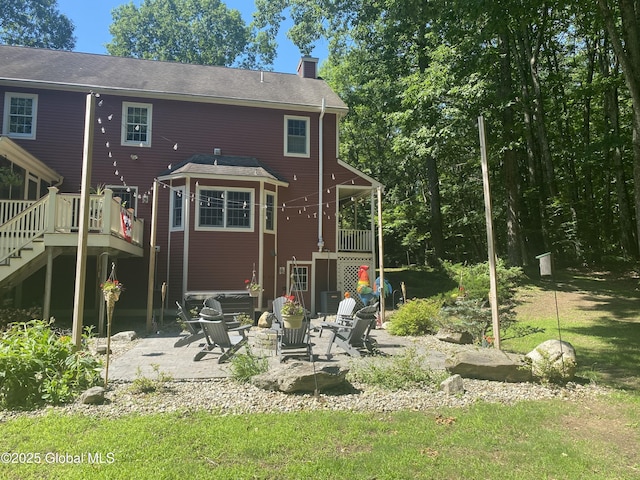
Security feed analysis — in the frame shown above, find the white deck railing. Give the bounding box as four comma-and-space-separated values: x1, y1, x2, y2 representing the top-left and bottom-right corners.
338, 229, 373, 252
0, 196, 49, 263
0, 187, 143, 263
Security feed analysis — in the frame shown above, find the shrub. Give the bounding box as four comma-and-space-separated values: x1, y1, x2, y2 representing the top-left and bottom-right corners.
0, 320, 102, 409
347, 347, 444, 390
386, 297, 442, 336
439, 298, 517, 344
230, 347, 269, 383
442, 260, 523, 303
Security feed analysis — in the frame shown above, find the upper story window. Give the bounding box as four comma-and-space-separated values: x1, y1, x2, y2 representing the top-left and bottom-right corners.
170, 186, 185, 231
109, 185, 138, 215
3, 93, 38, 139
284, 115, 310, 157
265, 192, 275, 232
196, 187, 253, 231
121, 102, 152, 147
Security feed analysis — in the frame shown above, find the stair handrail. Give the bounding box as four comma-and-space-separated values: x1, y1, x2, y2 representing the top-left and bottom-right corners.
0, 194, 50, 264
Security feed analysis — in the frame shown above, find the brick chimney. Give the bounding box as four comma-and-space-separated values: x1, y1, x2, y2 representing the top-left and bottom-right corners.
297, 56, 319, 79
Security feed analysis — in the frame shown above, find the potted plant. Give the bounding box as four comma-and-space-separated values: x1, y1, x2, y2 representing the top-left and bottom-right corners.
245, 279, 261, 297
101, 279, 124, 303
281, 295, 304, 329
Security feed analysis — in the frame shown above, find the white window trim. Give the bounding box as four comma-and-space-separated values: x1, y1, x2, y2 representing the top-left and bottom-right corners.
288, 262, 311, 292
195, 186, 254, 232
264, 191, 276, 233
3, 92, 38, 139
121, 101, 152, 147
170, 186, 185, 231
283, 115, 310, 158
108, 185, 138, 214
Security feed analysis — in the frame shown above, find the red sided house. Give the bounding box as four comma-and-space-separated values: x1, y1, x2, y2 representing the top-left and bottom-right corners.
0, 45, 382, 329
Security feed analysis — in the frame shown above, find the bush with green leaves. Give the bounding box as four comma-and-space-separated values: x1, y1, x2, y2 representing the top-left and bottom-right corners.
0, 320, 102, 409
229, 347, 269, 383
442, 260, 523, 303
438, 298, 517, 344
387, 297, 442, 336
347, 347, 445, 390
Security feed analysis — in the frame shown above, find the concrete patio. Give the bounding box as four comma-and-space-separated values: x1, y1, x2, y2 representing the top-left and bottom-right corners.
104, 317, 449, 382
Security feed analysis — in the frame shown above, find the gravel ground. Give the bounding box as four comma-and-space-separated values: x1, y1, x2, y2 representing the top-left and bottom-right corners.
0, 334, 611, 421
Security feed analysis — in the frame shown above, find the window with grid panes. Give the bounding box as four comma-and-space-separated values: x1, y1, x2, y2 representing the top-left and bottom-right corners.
3, 93, 38, 139
198, 188, 252, 229
122, 102, 152, 146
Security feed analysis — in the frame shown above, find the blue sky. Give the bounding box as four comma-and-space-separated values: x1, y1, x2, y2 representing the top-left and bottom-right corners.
55, 0, 327, 74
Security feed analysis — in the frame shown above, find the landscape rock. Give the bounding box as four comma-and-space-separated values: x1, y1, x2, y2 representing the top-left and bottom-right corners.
440, 374, 465, 395
95, 345, 112, 355
445, 348, 532, 382
526, 339, 577, 381
79, 386, 106, 405
251, 362, 349, 393
436, 329, 474, 345
257, 312, 274, 328
111, 331, 138, 342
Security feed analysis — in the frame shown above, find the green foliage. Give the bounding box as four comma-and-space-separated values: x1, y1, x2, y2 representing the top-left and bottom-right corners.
387, 297, 442, 336
229, 347, 268, 383
442, 260, 523, 303
129, 364, 173, 394
0, 320, 102, 409
439, 298, 517, 344
107, 0, 261, 68
0, 0, 75, 49
347, 347, 444, 390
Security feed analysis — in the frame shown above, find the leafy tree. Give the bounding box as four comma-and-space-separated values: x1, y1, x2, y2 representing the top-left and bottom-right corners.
107, 0, 265, 68
0, 0, 74, 49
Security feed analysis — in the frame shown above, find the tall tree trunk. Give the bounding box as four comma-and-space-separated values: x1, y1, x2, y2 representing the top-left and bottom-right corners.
425, 155, 444, 260
599, 0, 640, 257
601, 43, 637, 256
499, 30, 524, 266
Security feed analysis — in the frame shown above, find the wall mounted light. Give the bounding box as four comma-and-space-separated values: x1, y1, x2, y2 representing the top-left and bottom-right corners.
130, 154, 138, 160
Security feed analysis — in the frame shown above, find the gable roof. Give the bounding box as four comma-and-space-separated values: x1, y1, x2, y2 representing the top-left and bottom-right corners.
0, 45, 347, 113
159, 154, 288, 185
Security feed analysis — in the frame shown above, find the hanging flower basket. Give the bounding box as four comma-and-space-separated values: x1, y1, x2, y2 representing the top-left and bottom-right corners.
248, 288, 259, 297
281, 313, 303, 329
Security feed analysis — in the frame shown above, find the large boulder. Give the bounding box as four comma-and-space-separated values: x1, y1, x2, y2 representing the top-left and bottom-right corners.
526, 339, 577, 382
251, 362, 349, 393
445, 349, 532, 382
79, 386, 106, 405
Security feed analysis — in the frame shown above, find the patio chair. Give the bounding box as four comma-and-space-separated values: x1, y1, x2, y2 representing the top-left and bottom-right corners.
319, 296, 357, 337
324, 304, 379, 359
274, 318, 314, 362
272, 296, 313, 362
174, 301, 205, 347
202, 298, 241, 328
193, 318, 251, 363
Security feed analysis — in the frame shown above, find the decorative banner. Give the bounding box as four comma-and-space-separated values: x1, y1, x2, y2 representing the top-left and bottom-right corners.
120, 210, 132, 242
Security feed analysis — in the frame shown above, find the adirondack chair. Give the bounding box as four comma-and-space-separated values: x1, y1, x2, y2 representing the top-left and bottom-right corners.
319, 296, 357, 337
202, 297, 241, 328
324, 304, 379, 359
193, 318, 251, 363
174, 301, 205, 347
272, 296, 313, 362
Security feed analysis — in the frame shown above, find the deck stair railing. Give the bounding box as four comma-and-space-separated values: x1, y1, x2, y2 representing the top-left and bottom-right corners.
0, 195, 49, 264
